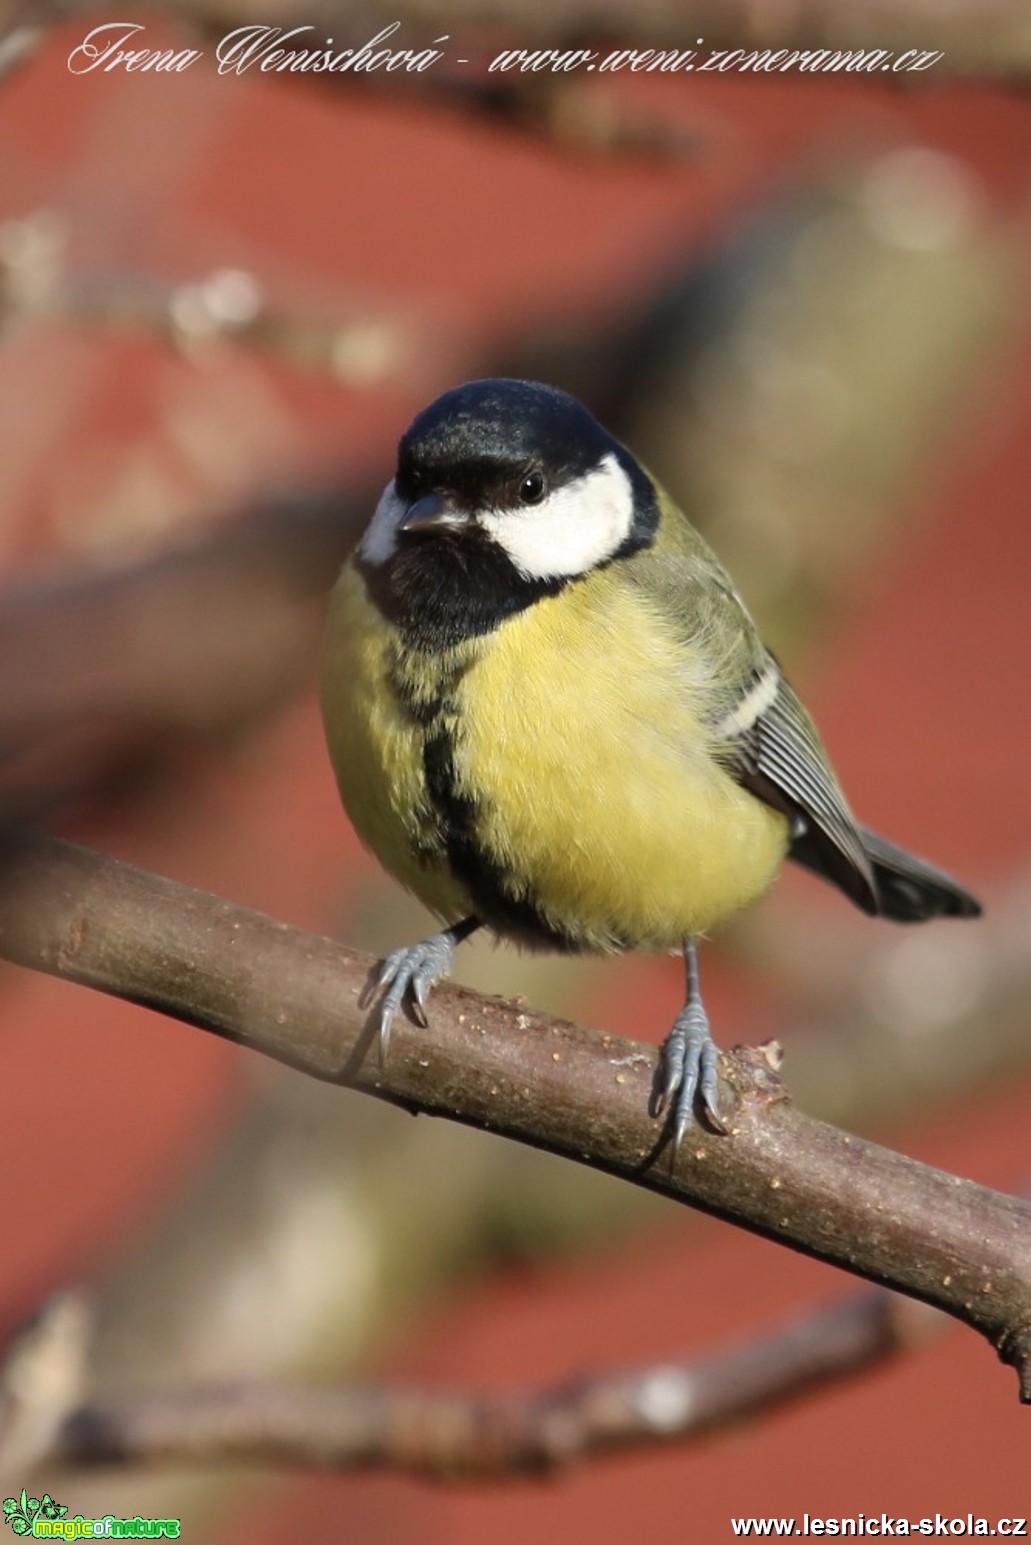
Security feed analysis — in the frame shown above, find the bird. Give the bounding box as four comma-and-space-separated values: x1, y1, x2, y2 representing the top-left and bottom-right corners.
320, 378, 981, 1148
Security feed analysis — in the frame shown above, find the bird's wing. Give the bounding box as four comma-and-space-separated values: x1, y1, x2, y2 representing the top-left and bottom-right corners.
714, 658, 983, 920
627, 530, 880, 913
705, 590, 979, 921
628, 516, 979, 921
717, 658, 879, 914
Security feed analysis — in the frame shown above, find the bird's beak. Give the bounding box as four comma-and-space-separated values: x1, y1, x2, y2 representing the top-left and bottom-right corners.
400, 493, 471, 535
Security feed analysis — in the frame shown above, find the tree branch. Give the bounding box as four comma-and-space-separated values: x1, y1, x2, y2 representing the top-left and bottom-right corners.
1, 826, 1029, 1398
37, 1290, 933, 1478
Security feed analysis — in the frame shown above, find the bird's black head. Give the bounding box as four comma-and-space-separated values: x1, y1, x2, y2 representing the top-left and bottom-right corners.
357, 379, 659, 648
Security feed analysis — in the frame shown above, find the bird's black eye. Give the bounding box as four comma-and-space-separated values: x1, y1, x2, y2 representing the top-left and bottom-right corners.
519, 470, 546, 506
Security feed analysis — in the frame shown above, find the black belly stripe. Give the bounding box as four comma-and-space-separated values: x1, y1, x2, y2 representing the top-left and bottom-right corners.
380, 612, 618, 953
377, 638, 547, 923
420, 715, 588, 954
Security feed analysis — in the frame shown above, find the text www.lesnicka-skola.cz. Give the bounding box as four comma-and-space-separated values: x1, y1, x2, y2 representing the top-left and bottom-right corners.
730, 1517, 1027, 1538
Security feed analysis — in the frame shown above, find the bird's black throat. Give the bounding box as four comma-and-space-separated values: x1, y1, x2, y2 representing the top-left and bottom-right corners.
356, 533, 567, 649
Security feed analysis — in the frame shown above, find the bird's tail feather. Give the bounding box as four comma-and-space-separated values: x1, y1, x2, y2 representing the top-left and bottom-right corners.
858, 826, 981, 923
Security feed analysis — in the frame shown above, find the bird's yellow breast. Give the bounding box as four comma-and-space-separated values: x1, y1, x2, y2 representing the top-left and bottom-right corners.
322, 562, 788, 953
321, 565, 473, 922
451, 573, 788, 949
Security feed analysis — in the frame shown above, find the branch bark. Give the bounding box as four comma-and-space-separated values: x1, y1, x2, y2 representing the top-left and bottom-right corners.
1, 826, 1029, 1399
38, 1291, 932, 1478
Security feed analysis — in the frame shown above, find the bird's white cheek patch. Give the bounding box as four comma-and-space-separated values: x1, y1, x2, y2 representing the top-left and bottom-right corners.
484, 453, 636, 581
359, 480, 406, 566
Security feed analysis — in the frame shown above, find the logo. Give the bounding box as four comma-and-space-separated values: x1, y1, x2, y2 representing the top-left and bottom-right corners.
2, 1494, 181, 1539
2, 1495, 66, 1537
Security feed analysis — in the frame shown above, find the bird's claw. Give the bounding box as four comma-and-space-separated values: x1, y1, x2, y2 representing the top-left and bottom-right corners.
373, 932, 456, 1060
655, 999, 726, 1154
411, 971, 431, 1024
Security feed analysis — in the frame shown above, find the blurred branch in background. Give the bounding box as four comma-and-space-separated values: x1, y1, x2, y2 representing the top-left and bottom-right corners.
0, 1295, 90, 1482
0, 215, 421, 383
0, 828, 1030, 1399
0, 489, 362, 818
0, 1285, 938, 1481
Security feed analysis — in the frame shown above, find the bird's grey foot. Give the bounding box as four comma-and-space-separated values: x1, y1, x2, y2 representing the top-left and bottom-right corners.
654, 938, 727, 1151
374, 916, 479, 1060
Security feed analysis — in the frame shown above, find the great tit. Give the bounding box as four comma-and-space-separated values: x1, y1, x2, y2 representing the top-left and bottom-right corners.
321, 378, 980, 1146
